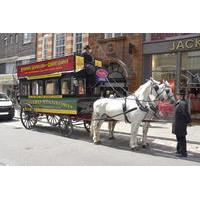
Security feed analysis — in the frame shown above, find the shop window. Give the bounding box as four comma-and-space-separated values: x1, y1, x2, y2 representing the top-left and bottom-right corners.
32, 80, 43, 95
181, 51, 200, 116
73, 33, 83, 54
42, 34, 48, 60
61, 77, 73, 95
23, 33, 32, 44
104, 33, 123, 39
45, 79, 59, 95
54, 33, 65, 58
20, 81, 30, 96
152, 53, 176, 84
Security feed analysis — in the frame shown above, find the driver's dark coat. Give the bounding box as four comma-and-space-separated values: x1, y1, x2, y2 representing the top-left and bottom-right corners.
172, 100, 191, 136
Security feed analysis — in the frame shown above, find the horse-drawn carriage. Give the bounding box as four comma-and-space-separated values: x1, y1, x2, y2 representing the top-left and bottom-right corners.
17, 55, 127, 136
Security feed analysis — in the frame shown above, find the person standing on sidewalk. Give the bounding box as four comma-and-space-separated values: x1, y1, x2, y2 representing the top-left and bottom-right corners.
172, 89, 191, 157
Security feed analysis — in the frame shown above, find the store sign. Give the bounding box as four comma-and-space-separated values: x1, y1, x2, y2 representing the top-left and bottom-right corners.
0, 74, 17, 83
169, 38, 200, 51
17, 56, 74, 78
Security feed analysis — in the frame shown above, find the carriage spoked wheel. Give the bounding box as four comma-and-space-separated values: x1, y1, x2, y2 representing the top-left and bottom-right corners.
20, 104, 38, 130
46, 114, 60, 126
83, 120, 91, 133
59, 116, 73, 137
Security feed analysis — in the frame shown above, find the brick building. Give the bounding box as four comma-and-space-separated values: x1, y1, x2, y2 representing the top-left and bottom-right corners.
36, 33, 143, 92
0, 33, 36, 94
89, 33, 143, 92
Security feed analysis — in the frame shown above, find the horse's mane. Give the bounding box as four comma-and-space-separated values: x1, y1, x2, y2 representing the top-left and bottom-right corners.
134, 81, 151, 98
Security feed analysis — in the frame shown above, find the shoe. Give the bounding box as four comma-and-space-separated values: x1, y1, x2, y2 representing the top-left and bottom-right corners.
175, 154, 187, 158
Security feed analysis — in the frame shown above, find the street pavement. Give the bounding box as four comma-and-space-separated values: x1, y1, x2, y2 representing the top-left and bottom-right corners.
0, 109, 199, 166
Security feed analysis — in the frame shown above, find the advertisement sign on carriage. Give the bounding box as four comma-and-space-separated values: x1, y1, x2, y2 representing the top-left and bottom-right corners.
96, 67, 108, 82
17, 56, 74, 78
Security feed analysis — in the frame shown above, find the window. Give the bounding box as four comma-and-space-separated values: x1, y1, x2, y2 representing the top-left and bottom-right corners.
152, 53, 176, 82
15, 34, 18, 43
0, 63, 6, 74
20, 81, 30, 96
4, 37, 7, 46
42, 34, 48, 60
61, 77, 73, 95
23, 33, 32, 44
32, 81, 43, 95
104, 33, 123, 39
45, 79, 59, 95
77, 79, 85, 95
10, 35, 13, 44
54, 33, 65, 58
73, 33, 83, 54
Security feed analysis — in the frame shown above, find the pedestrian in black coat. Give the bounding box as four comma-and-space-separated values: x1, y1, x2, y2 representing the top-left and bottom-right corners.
172, 89, 191, 157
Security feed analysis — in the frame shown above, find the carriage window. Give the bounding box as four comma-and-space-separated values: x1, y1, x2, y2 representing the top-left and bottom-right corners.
20, 81, 30, 96
45, 79, 59, 95
32, 80, 43, 95
78, 79, 86, 95
61, 78, 72, 95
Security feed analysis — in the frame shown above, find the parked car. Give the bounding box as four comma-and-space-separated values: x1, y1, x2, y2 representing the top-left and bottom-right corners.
0, 92, 15, 120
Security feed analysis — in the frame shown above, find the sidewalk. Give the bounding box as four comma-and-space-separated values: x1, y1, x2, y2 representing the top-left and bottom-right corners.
100, 121, 200, 155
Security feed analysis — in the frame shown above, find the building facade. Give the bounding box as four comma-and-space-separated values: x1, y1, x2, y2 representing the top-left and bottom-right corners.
143, 33, 200, 118
0, 33, 36, 95
36, 33, 89, 61
89, 33, 143, 92
36, 33, 143, 92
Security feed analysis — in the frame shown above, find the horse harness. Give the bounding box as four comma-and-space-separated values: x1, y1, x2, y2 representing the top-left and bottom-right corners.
122, 96, 149, 123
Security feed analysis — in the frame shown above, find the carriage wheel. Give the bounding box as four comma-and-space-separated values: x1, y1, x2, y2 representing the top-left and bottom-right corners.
46, 114, 60, 126
59, 116, 73, 137
20, 106, 38, 130
84, 120, 91, 133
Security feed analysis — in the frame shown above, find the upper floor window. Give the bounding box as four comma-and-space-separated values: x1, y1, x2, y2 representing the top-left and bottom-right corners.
15, 34, 18, 43
73, 33, 83, 54
23, 33, 32, 44
42, 34, 48, 60
10, 35, 13, 44
104, 33, 123, 39
4, 37, 7, 46
54, 33, 65, 58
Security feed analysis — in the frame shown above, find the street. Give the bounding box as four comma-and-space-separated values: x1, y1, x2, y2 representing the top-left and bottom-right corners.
0, 114, 199, 166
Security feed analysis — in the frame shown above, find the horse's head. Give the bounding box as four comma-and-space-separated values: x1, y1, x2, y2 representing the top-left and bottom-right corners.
149, 78, 165, 102
162, 80, 176, 104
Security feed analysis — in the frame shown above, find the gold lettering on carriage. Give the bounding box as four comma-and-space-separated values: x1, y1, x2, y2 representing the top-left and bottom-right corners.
169, 38, 200, 51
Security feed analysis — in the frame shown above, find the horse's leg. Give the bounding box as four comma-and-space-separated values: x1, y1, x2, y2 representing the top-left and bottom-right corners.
142, 121, 150, 148
108, 120, 117, 140
94, 118, 104, 144
130, 121, 141, 150
91, 112, 100, 143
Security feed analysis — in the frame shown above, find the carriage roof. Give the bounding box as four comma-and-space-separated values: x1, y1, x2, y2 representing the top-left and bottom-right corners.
17, 55, 103, 80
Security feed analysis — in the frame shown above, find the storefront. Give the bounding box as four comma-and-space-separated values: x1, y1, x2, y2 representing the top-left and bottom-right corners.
143, 34, 200, 119
0, 74, 18, 98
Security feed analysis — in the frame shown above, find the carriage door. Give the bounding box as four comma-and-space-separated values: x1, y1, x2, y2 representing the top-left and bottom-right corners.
104, 63, 127, 97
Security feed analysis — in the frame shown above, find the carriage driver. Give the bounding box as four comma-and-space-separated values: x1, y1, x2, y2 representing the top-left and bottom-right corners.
81, 45, 96, 96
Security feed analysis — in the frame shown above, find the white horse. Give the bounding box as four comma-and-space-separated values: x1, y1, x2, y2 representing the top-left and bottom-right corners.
141, 80, 176, 147
90, 78, 166, 150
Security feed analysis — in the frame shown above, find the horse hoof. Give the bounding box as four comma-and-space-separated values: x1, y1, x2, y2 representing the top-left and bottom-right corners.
131, 146, 139, 151
109, 136, 115, 140
94, 141, 101, 145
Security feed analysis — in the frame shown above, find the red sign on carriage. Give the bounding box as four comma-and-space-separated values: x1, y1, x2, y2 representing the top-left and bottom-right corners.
17, 56, 74, 78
